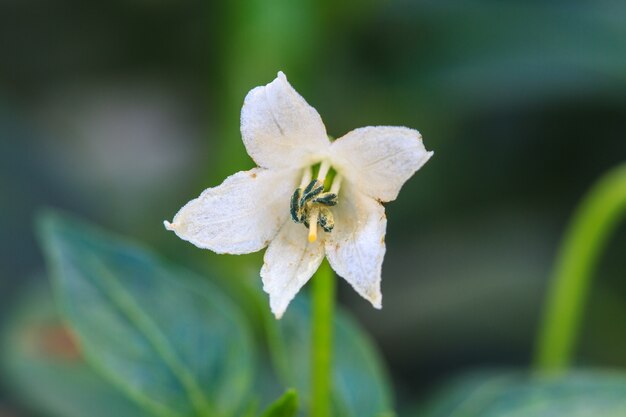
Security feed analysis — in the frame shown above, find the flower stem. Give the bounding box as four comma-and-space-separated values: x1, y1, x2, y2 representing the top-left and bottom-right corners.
311, 260, 335, 417
534, 163, 626, 370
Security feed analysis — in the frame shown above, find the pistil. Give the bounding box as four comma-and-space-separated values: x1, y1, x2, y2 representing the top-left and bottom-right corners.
308, 207, 319, 242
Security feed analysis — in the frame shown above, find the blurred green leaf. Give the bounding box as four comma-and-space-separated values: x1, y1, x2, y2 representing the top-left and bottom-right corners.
37, 212, 256, 417
419, 370, 626, 417
259, 389, 298, 417
269, 296, 393, 417
1, 285, 153, 417
388, 2, 626, 110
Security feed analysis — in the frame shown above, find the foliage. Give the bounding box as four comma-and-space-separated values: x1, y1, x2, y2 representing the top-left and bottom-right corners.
1, 287, 153, 417
535, 163, 626, 369
259, 390, 298, 417
38, 212, 255, 417
268, 293, 393, 417
418, 370, 626, 417
1, 211, 393, 417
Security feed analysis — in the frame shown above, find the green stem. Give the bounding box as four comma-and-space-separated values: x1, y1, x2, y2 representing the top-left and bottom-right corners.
311, 260, 335, 417
534, 163, 626, 370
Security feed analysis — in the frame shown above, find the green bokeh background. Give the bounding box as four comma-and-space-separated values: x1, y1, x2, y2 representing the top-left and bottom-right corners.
2, 0, 626, 413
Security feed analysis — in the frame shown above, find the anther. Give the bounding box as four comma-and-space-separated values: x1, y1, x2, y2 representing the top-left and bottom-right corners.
318, 207, 334, 232
313, 192, 337, 206
300, 179, 324, 206
290, 163, 340, 240
290, 188, 303, 222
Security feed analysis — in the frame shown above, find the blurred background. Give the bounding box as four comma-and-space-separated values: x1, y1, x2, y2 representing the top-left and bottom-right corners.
2, 0, 626, 414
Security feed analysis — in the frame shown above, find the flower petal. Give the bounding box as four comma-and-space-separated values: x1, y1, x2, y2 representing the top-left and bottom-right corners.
330, 126, 433, 202
261, 219, 325, 318
241, 72, 330, 169
165, 168, 297, 254
325, 183, 387, 308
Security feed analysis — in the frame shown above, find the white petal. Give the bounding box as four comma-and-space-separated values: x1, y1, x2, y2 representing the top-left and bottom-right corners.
165, 168, 298, 255
325, 183, 387, 308
241, 72, 330, 169
330, 126, 433, 202
261, 219, 325, 318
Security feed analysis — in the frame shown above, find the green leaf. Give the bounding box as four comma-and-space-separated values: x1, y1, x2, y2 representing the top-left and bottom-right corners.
259, 389, 298, 417
1, 285, 153, 417
419, 370, 626, 417
269, 296, 393, 417
37, 212, 255, 417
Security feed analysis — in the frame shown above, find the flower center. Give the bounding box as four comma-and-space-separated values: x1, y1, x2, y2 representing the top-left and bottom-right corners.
290, 161, 343, 242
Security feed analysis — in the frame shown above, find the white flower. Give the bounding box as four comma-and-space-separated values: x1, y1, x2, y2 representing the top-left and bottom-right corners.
164, 72, 433, 318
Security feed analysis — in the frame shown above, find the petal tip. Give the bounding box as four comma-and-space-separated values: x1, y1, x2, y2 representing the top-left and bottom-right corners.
163, 220, 175, 231
370, 292, 383, 309
277, 71, 287, 80
271, 303, 286, 320
264, 279, 289, 320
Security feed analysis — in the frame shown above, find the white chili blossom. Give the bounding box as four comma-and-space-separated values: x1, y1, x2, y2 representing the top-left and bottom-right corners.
164, 72, 433, 318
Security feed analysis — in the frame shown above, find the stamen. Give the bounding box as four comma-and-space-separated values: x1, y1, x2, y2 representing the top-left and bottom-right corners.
330, 174, 343, 195
290, 188, 303, 222
300, 179, 324, 206
299, 167, 312, 188
318, 207, 334, 232
313, 192, 337, 206
308, 207, 319, 242
317, 160, 331, 181
290, 163, 340, 240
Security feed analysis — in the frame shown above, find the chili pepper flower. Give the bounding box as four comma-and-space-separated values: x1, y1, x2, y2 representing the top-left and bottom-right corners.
165, 72, 433, 318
